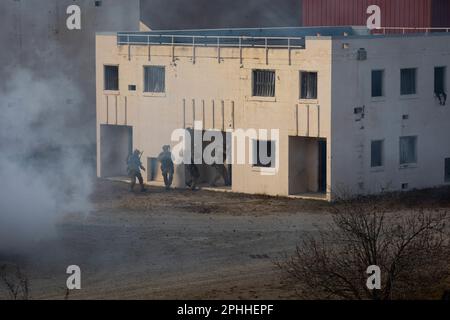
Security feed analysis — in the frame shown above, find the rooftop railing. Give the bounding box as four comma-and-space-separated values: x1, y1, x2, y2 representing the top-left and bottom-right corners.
374, 27, 450, 34
117, 33, 305, 49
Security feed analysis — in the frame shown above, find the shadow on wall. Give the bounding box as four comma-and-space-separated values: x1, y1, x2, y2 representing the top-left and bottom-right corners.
140, 0, 302, 30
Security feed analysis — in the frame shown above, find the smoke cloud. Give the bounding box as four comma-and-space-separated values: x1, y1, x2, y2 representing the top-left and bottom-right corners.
0, 66, 94, 251
0, 1, 96, 251
140, 0, 302, 30
0, 0, 141, 253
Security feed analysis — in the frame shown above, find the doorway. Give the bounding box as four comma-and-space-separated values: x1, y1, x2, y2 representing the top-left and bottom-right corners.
318, 139, 327, 193
100, 125, 133, 178
288, 136, 327, 195
185, 129, 232, 188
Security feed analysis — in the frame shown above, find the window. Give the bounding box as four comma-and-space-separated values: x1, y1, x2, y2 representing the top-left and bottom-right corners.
104, 65, 119, 91
435, 67, 446, 94
445, 158, 450, 182
94, 1, 102, 7
400, 68, 417, 95
253, 140, 275, 168
144, 66, 165, 93
371, 70, 384, 97
400, 136, 417, 165
128, 85, 136, 91
300, 71, 318, 99
252, 70, 275, 97
435, 67, 447, 105
371, 140, 384, 168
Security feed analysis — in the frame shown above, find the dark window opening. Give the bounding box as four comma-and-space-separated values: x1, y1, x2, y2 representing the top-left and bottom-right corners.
104, 65, 118, 91
144, 66, 165, 93
435, 67, 447, 105
252, 70, 275, 97
253, 140, 275, 168
371, 70, 384, 97
371, 140, 384, 168
401, 68, 417, 95
400, 136, 417, 165
94, 1, 102, 7
300, 71, 318, 99
128, 85, 136, 91
445, 158, 450, 182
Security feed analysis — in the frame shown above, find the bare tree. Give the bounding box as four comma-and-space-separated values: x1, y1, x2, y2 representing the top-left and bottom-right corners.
0, 263, 29, 300
277, 196, 450, 300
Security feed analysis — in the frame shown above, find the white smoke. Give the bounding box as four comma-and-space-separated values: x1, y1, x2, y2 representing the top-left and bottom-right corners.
0, 0, 142, 253
0, 68, 93, 251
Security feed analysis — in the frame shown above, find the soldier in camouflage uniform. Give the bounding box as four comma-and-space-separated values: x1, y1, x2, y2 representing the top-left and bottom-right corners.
157, 145, 174, 190
127, 149, 146, 192
185, 157, 200, 191
210, 148, 231, 187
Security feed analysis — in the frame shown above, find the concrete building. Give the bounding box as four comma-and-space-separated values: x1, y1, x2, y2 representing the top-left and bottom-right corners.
96, 27, 450, 200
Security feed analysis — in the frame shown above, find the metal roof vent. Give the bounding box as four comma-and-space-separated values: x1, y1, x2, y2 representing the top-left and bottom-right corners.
357, 48, 367, 61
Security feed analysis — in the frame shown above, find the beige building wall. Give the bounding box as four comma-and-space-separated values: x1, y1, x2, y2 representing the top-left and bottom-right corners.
97, 31, 450, 200
96, 34, 333, 198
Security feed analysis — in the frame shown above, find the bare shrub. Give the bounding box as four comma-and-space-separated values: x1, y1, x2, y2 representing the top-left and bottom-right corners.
277, 196, 450, 300
0, 263, 29, 300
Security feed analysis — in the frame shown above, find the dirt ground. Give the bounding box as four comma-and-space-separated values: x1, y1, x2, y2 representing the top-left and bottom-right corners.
1, 180, 449, 300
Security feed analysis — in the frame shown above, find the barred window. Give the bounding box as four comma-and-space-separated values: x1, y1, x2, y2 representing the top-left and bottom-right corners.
401, 68, 417, 95
400, 136, 417, 165
104, 65, 119, 91
252, 70, 275, 97
300, 71, 318, 99
144, 66, 165, 93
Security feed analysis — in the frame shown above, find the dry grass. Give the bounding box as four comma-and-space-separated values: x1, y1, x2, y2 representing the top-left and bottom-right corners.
276, 195, 450, 300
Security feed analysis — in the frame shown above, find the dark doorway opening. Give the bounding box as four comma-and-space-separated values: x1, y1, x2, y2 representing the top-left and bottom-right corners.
288, 137, 327, 196
100, 125, 133, 178
185, 129, 232, 189
318, 139, 327, 193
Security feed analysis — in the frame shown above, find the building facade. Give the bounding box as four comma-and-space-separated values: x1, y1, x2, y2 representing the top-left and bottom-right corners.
96, 27, 450, 200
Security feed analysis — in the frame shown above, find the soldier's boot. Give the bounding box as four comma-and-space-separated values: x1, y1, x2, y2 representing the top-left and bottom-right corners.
138, 176, 146, 192
167, 173, 174, 190
163, 174, 170, 190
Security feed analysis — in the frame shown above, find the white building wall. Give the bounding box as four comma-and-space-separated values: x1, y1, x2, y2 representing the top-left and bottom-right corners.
331, 34, 450, 197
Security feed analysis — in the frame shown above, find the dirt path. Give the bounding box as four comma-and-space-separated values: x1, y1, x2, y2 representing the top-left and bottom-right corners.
0, 180, 333, 299
2, 180, 449, 299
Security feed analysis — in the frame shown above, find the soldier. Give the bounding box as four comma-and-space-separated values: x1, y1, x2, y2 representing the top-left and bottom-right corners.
211, 163, 231, 187
185, 158, 200, 191
157, 145, 174, 190
436, 91, 447, 106
210, 148, 231, 187
127, 149, 146, 192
